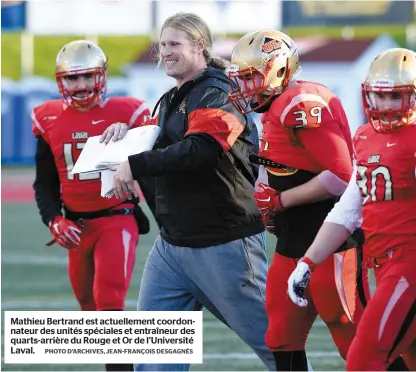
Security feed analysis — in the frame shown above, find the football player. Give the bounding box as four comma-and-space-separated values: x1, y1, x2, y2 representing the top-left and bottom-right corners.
32, 40, 151, 372
288, 48, 416, 371
228, 29, 369, 371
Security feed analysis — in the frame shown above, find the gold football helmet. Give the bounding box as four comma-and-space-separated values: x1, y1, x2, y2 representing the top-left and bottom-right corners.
362, 48, 416, 132
228, 30, 301, 114
55, 40, 108, 108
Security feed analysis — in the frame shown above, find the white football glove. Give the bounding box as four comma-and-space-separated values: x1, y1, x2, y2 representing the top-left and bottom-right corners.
287, 258, 314, 307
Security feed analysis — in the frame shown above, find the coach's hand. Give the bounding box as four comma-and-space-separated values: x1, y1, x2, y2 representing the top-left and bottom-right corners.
254, 183, 286, 217
110, 161, 139, 200
48, 216, 81, 250
287, 257, 316, 307
100, 122, 129, 144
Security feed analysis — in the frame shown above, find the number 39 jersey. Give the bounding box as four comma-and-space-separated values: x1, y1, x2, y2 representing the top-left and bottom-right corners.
32, 98, 150, 212
353, 123, 416, 255
259, 81, 355, 258
260, 80, 353, 177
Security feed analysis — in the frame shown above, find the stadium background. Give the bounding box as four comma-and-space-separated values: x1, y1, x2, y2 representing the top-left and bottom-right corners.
1, 1, 415, 370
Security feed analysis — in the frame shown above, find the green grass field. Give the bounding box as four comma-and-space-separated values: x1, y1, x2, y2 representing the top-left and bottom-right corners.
1, 168, 346, 371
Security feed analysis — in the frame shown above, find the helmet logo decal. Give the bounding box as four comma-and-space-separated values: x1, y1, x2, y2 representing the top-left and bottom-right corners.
67, 64, 84, 71
371, 79, 394, 88
260, 37, 282, 54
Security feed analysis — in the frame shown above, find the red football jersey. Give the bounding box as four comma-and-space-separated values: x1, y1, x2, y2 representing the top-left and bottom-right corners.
260, 81, 353, 182
32, 97, 150, 212
353, 123, 416, 256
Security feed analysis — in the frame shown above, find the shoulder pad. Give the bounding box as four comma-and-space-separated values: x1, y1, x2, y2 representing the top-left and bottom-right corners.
280, 93, 333, 130
31, 100, 63, 138
107, 96, 151, 127
353, 123, 371, 142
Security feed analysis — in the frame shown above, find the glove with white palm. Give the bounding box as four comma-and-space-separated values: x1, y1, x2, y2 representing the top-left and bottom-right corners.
287, 257, 316, 307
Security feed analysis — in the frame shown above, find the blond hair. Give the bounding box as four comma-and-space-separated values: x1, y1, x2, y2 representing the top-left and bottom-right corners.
159, 12, 229, 72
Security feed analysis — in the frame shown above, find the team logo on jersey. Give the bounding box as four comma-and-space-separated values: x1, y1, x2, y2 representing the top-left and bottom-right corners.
356, 135, 367, 140
260, 37, 282, 54
178, 99, 186, 114
72, 132, 88, 140
368, 155, 381, 164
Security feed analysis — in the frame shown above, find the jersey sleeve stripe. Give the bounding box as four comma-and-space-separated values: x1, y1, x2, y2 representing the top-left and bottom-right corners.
128, 103, 149, 128
31, 110, 45, 134
280, 93, 334, 124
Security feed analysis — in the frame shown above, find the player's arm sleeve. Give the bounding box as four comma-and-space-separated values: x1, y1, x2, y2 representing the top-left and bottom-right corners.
33, 136, 62, 226
317, 170, 348, 196
128, 87, 244, 178
325, 165, 364, 233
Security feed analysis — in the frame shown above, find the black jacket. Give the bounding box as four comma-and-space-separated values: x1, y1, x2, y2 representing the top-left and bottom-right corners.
129, 67, 264, 247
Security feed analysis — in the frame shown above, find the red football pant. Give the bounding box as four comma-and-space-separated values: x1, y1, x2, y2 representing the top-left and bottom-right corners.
67, 215, 138, 311
266, 248, 370, 359
346, 246, 416, 371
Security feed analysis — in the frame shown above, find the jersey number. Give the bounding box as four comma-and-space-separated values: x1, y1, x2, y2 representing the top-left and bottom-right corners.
356, 165, 393, 202
64, 143, 100, 181
293, 106, 322, 128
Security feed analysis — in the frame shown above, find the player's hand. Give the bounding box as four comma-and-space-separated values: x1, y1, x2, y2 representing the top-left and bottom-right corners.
48, 216, 81, 250
100, 122, 128, 144
287, 257, 316, 307
254, 183, 286, 216
110, 160, 138, 200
